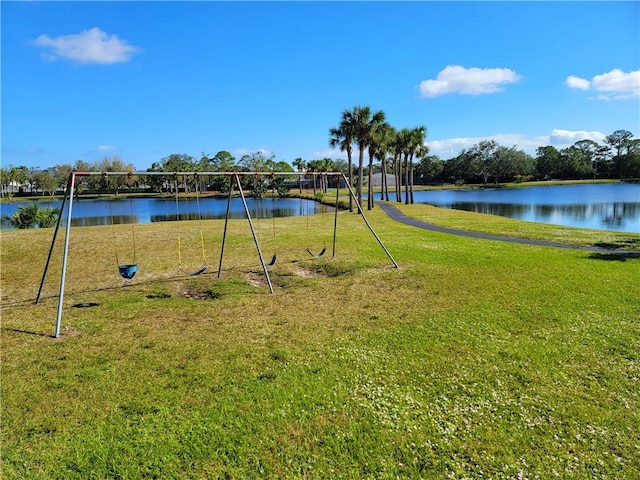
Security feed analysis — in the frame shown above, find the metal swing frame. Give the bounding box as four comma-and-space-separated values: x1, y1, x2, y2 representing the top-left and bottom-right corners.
37, 170, 398, 338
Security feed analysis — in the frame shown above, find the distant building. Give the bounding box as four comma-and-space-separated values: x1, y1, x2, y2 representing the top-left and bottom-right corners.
370, 172, 396, 188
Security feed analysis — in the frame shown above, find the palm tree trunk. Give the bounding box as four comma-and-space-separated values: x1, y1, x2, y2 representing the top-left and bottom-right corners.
357, 148, 365, 214
409, 153, 415, 204
347, 154, 353, 212
367, 155, 374, 210
404, 154, 410, 204
395, 154, 402, 203
380, 158, 388, 201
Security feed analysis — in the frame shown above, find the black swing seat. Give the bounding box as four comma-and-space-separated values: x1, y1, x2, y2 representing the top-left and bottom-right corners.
267, 254, 277, 267
307, 247, 326, 258
189, 266, 207, 276
118, 264, 138, 280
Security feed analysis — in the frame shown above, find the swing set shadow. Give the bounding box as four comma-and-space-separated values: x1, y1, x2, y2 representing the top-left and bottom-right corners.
37, 171, 399, 338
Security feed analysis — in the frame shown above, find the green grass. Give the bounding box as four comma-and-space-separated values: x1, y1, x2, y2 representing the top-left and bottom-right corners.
2, 205, 639, 479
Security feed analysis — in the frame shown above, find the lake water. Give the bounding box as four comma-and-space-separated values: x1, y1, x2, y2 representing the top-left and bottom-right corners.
1, 197, 332, 228
2, 184, 639, 233
394, 183, 639, 233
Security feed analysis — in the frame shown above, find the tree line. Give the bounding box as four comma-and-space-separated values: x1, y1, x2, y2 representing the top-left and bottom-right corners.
436, 130, 640, 186
2, 106, 638, 212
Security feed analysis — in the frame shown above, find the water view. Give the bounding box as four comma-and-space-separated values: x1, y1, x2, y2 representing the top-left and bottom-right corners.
1, 197, 333, 228
2, 183, 639, 233
402, 183, 639, 233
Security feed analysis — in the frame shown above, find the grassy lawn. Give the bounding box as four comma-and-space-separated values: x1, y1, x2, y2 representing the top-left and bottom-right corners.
2, 204, 639, 479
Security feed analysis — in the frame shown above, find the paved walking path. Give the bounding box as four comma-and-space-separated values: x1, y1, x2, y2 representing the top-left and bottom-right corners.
378, 203, 640, 257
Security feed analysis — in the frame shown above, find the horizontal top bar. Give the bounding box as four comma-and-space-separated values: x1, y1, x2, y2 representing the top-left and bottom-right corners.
72, 171, 345, 177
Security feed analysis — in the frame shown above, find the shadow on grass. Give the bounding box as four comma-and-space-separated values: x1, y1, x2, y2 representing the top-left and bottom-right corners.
72, 302, 100, 308
588, 252, 640, 262
593, 238, 640, 251
2, 327, 52, 338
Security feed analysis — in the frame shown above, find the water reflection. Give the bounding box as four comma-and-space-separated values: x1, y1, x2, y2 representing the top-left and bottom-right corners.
444, 201, 639, 232
2, 197, 332, 229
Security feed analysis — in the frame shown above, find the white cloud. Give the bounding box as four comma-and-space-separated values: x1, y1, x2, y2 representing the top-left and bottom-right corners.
426, 130, 609, 159
548, 129, 606, 145
325, 129, 608, 162
565, 69, 639, 99
31, 28, 140, 64
97, 145, 117, 151
565, 75, 590, 90
419, 65, 521, 98
319, 147, 346, 159
426, 133, 548, 159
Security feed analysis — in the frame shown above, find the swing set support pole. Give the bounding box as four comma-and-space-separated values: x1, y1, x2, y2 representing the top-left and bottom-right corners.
332, 178, 340, 258
36, 173, 73, 305
54, 171, 82, 337
217, 178, 234, 279
340, 173, 399, 269
233, 174, 274, 294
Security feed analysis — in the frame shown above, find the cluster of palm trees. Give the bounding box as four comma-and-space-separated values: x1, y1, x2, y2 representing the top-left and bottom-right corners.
329, 105, 428, 211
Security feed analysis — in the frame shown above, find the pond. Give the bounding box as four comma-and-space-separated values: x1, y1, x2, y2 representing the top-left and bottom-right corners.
2, 183, 639, 233
1, 196, 333, 228
396, 183, 640, 233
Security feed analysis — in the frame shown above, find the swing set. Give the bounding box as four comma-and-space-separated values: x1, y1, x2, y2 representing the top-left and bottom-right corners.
37, 170, 398, 337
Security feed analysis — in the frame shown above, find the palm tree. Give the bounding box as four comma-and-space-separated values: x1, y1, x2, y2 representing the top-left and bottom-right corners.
408, 126, 427, 204
391, 132, 404, 203
329, 116, 355, 212
292, 157, 306, 193
342, 106, 386, 213
378, 127, 397, 202
394, 128, 412, 203
366, 121, 392, 209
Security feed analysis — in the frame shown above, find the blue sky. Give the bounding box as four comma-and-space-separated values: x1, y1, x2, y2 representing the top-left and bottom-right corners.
2, 1, 639, 171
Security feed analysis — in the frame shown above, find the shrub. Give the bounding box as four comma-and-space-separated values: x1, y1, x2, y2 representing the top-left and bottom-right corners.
2, 203, 60, 229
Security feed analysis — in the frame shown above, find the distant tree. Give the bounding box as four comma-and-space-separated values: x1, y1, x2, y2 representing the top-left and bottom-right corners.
292, 157, 307, 193
0, 168, 9, 197
72, 160, 96, 194
95, 156, 136, 194
51, 164, 73, 190
573, 139, 601, 179
468, 140, 501, 184
415, 155, 444, 185
33, 170, 58, 196
329, 114, 356, 212
605, 130, 634, 157
612, 151, 640, 178
603, 130, 640, 178
535, 146, 561, 180
11, 166, 30, 193
507, 148, 536, 181
268, 159, 294, 196
238, 151, 275, 197
560, 147, 593, 179
157, 154, 198, 193
201, 151, 236, 192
